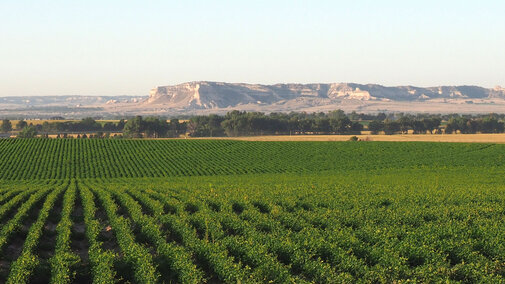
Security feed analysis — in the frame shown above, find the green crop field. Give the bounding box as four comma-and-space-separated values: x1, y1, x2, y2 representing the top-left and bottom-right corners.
0, 139, 504, 283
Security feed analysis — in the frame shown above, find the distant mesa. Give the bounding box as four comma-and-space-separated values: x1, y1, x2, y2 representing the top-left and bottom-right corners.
144, 81, 505, 110
2, 82, 505, 117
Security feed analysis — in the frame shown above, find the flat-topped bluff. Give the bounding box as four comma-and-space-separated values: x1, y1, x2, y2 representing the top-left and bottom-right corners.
2, 82, 505, 117
145, 81, 505, 109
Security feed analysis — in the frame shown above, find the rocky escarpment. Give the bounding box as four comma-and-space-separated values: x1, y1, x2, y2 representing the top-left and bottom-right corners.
145, 81, 505, 110
3, 82, 505, 118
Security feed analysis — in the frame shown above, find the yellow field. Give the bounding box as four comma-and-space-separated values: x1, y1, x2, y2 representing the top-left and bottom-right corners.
9, 119, 186, 126
4, 133, 505, 143
11, 119, 74, 126
193, 133, 505, 143
10, 119, 121, 126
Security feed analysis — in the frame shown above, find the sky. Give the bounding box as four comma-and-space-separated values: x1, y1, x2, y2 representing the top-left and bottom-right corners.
1, 0, 504, 96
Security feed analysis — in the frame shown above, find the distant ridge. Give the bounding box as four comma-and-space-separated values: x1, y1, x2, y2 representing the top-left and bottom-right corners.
145, 81, 505, 110
2, 82, 505, 118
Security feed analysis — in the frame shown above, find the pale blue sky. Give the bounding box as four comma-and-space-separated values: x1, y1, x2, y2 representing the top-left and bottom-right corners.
1, 0, 504, 96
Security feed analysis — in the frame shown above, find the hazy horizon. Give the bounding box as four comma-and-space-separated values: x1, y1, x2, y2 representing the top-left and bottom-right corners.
1, 0, 504, 97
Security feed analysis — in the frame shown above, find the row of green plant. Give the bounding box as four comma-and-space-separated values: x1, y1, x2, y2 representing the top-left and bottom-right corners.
0, 187, 54, 255
0, 171, 504, 282
49, 181, 80, 283
140, 187, 310, 283
6, 185, 65, 283
0, 139, 504, 180
89, 183, 159, 283
135, 187, 249, 283
0, 138, 504, 282
4, 111, 505, 137
87, 181, 204, 283
78, 182, 116, 283
142, 182, 345, 282
102, 172, 505, 282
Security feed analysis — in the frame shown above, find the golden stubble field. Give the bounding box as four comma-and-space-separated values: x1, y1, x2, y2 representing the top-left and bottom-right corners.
193, 133, 505, 143
10, 120, 119, 125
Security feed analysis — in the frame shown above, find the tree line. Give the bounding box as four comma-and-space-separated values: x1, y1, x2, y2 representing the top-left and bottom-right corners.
367, 115, 504, 134
368, 117, 442, 135
2, 111, 505, 138
1, 118, 126, 138
0, 117, 187, 138
186, 110, 363, 137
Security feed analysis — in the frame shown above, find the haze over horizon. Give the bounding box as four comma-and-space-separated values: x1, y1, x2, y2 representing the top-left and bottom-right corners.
1, 0, 504, 97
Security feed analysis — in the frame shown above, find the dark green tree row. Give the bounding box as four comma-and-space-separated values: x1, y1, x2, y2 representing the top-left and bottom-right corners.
37, 118, 125, 133
445, 116, 505, 134
0, 118, 124, 134
345, 111, 505, 122
1, 119, 12, 133
3, 111, 505, 138
183, 111, 505, 136
187, 110, 363, 137
368, 115, 504, 135
0, 117, 187, 139
1, 119, 36, 137
123, 116, 186, 138
368, 117, 442, 135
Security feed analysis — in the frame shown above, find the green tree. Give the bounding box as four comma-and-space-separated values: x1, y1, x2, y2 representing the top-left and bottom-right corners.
221, 111, 249, 136
328, 109, 346, 120
480, 116, 504, 133
123, 116, 144, 138
350, 121, 364, 133
188, 116, 225, 137
117, 119, 126, 130
168, 119, 180, 137
368, 120, 384, 134
411, 120, 426, 134
1, 119, 12, 133
143, 117, 169, 138
422, 118, 441, 134
397, 116, 411, 134
16, 120, 28, 130
207, 115, 225, 137
17, 125, 37, 138
384, 120, 400, 135
103, 122, 116, 131
313, 118, 330, 133
79, 117, 102, 131
445, 118, 458, 134
330, 117, 352, 134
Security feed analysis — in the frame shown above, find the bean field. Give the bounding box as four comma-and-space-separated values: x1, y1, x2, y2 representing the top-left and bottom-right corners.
0, 139, 504, 283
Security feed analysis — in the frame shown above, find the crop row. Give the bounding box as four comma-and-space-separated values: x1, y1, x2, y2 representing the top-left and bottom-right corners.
104, 174, 505, 282
0, 139, 504, 180
0, 172, 504, 282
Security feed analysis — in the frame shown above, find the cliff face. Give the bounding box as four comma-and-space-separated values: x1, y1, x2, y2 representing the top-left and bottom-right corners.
144, 82, 505, 110
3, 82, 505, 118
146, 82, 309, 108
